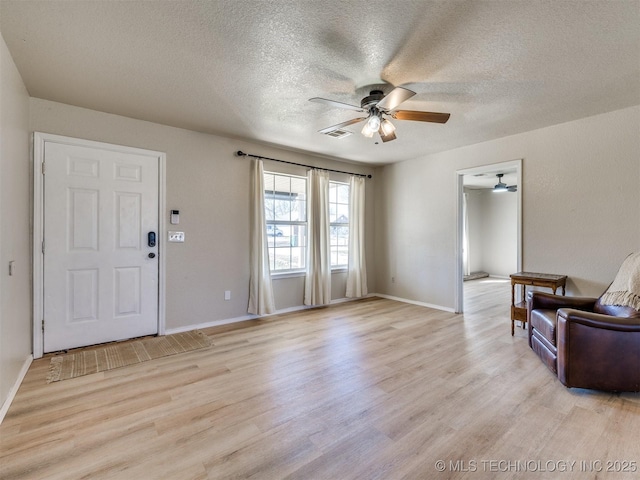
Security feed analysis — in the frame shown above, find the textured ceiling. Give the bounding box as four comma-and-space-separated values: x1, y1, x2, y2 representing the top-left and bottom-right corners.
1, 0, 639, 165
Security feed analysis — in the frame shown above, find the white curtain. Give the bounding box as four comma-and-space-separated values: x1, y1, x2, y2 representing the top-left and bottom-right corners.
304, 169, 331, 305
346, 176, 368, 298
462, 192, 471, 276
248, 159, 275, 315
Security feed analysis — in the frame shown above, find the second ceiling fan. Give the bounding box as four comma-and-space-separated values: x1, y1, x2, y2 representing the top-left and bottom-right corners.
310, 86, 450, 143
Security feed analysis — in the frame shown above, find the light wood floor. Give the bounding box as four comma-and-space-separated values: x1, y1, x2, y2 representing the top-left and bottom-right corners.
2, 278, 640, 479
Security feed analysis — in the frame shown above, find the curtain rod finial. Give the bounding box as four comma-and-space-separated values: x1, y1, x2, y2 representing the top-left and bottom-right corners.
236, 150, 246, 157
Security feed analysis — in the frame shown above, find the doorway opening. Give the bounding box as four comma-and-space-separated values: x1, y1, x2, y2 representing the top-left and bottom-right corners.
455, 160, 522, 313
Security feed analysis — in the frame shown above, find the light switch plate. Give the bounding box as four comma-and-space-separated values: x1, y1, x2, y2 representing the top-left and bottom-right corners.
168, 231, 185, 242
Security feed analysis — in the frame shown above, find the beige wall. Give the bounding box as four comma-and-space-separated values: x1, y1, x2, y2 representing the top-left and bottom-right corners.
29, 98, 377, 331
0, 34, 32, 409
377, 106, 640, 309
466, 189, 518, 277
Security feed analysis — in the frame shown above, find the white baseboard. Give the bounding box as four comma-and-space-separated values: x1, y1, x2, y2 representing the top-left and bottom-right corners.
164, 296, 375, 335
0, 354, 33, 425
372, 293, 456, 313
165, 314, 259, 335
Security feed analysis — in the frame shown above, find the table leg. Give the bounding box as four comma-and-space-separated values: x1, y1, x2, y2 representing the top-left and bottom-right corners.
521, 285, 526, 329
511, 283, 515, 336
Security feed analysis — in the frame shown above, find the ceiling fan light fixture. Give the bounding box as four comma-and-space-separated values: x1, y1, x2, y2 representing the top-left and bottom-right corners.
361, 122, 376, 137
366, 113, 381, 132
380, 118, 396, 136
311, 85, 451, 142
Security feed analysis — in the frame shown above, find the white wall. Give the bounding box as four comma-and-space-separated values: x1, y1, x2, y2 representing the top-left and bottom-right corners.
465, 190, 484, 274
0, 34, 32, 412
465, 188, 517, 277
377, 106, 640, 309
29, 98, 377, 331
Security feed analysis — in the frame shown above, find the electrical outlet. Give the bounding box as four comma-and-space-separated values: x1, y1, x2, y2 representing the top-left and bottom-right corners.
168, 231, 185, 242
224, 290, 231, 301
391, 276, 395, 283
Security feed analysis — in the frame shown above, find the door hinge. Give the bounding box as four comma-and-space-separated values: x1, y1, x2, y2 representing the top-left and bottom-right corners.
42, 319, 45, 332
42, 241, 45, 254
42, 161, 45, 175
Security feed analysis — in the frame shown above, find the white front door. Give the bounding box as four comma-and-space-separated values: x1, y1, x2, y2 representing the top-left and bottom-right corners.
43, 140, 160, 352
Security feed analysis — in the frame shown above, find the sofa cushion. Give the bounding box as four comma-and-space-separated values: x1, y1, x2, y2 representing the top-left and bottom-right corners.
530, 309, 557, 345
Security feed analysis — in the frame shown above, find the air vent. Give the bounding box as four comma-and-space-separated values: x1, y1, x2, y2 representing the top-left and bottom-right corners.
324, 129, 352, 139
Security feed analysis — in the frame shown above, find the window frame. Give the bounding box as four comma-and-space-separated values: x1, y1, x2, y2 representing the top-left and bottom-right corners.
329, 180, 350, 270
263, 171, 308, 275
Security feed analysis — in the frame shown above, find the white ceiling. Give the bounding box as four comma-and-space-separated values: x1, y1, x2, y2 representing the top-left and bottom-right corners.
1, 0, 638, 166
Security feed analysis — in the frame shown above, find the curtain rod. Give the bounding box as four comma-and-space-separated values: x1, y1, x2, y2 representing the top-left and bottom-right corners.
235, 150, 372, 178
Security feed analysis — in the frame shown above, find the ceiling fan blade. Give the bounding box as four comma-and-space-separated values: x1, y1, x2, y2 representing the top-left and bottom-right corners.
318, 117, 367, 134
309, 97, 364, 112
392, 110, 451, 124
376, 87, 416, 111
379, 130, 397, 143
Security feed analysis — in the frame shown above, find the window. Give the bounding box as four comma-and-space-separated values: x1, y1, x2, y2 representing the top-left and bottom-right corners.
263, 173, 350, 273
264, 172, 307, 273
329, 181, 350, 268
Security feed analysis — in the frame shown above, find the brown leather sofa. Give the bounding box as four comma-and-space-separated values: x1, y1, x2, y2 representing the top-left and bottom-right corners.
528, 291, 640, 391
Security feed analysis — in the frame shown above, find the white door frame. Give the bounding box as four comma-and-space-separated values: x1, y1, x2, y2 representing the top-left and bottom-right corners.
454, 159, 522, 313
32, 132, 167, 359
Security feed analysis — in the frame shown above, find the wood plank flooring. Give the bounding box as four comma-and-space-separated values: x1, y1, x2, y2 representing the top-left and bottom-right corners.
2, 278, 640, 479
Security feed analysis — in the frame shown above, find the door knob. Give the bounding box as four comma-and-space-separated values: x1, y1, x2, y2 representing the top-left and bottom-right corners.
148, 253, 156, 259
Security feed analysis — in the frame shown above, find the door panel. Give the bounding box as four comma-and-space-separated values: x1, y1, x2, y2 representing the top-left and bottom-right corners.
43, 141, 159, 352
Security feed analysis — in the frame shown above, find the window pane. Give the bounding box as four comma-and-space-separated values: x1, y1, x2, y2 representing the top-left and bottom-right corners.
336, 204, 349, 223
274, 197, 292, 221
337, 226, 349, 245
329, 181, 350, 268
329, 203, 337, 223
291, 177, 306, 196
290, 246, 305, 269
264, 195, 275, 221
274, 174, 291, 194
290, 225, 306, 247
268, 248, 275, 271
336, 247, 348, 267
337, 184, 349, 203
329, 183, 337, 203
264, 172, 308, 273
264, 173, 274, 192
330, 226, 338, 246
291, 198, 305, 222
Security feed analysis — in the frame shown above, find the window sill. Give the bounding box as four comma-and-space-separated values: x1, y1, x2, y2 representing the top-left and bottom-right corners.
271, 268, 347, 279
271, 271, 305, 280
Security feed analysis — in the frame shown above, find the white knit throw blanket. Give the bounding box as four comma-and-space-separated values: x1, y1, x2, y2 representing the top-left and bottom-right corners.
600, 252, 640, 310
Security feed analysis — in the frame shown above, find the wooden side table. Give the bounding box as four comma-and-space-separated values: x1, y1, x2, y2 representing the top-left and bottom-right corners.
509, 272, 567, 335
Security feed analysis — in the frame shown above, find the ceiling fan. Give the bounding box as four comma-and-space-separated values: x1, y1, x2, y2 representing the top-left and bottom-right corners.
309, 86, 450, 143
493, 173, 517, 193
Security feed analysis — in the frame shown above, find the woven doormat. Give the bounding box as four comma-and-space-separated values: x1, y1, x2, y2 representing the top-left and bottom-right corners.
46, 330, 211, 383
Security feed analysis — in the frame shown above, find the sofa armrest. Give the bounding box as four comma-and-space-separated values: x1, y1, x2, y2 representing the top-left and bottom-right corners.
528, 291, 597, 312
556, 309, 640, 391
557, 309, 640, 331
